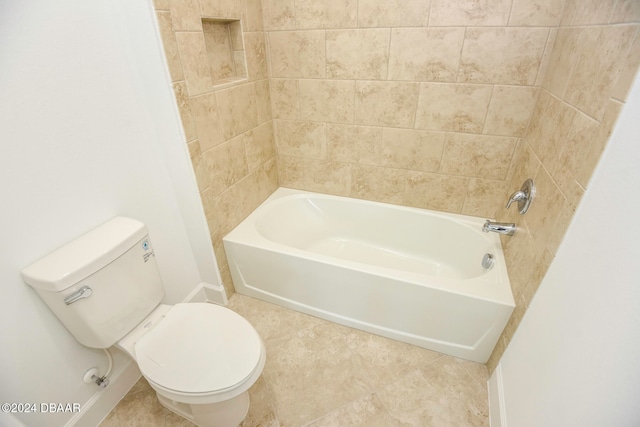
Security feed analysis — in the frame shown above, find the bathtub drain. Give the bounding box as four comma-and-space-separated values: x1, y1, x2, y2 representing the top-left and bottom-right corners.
482, 253, 495, 270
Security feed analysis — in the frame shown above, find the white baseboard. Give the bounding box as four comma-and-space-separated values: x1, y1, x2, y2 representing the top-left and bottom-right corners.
66, 361, 141, 427
488, 364, 507, 427
183, 281, 227, 305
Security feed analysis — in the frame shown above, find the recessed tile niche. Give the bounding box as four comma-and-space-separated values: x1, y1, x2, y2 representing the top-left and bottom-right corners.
202, 19, 247, 88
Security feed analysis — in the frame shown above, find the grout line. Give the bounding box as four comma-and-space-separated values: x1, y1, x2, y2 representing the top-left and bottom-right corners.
411, 81, 422, 130
299, 391, 376, 427
455, 26, 468, 83
535, 27, 555, 87
385, 27, 392, 81
352, 79, 358, 124
460, 176, 471, 213
609, 0, 621, 24
292, 0, 298, 28
558, 0, 571, 27
323, 29, 328, 81
436, 132, 449, 174
506, 0, 515, 26
521, 85, 544, 139
261, 23, 639, 33
481, 84, 496, 135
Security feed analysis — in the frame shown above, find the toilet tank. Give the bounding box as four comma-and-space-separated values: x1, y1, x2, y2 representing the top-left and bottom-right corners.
22, 217, 165, 349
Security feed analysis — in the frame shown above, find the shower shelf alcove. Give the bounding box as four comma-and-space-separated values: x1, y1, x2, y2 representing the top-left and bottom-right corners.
202, 18, 247, 89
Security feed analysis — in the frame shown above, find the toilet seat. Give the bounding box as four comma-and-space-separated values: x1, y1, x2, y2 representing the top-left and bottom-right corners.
134, 303, 263, 401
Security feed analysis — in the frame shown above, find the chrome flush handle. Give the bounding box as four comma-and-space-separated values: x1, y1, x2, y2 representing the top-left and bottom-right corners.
64, 286, 93, 305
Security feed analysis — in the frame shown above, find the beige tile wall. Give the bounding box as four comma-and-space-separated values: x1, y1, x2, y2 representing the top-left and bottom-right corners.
263, 0, 639, 370
153, 0, 277, 296
486, 1, 640, 371
266, 0, 557, 218
153, 0, 640, 370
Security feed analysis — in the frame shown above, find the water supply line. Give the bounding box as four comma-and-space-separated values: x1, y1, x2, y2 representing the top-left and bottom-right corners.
91, 348, 113, 389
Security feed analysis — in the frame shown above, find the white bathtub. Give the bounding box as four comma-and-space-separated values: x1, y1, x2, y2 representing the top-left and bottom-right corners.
223, 188, 514, 363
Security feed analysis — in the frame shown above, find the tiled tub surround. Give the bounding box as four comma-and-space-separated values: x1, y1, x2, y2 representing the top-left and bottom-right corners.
153, 0, 277, 296
101, 294, 490, 426
268, 7, 552, 217
151, 0, 640, 374
485, 2, 640, 371
268, 5, 638, 218
262, 0, 640, 373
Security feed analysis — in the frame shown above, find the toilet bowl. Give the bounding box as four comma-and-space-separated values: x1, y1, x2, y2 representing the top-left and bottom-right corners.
20, 217, 265, 427
117, 303, 266, 427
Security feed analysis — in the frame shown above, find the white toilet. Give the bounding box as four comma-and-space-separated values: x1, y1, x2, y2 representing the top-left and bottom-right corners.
21, 217, 265, 427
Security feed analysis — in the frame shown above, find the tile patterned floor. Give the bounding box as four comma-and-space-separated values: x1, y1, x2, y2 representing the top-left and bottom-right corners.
100, 294, 489, 426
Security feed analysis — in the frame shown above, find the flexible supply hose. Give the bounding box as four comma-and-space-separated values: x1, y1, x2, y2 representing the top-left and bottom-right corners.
92, 348, 113, 389
102, 348, 113, 379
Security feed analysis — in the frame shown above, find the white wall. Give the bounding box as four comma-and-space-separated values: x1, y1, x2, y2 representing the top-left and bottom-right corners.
0, 0, 218, 425
490, 76, 640, 425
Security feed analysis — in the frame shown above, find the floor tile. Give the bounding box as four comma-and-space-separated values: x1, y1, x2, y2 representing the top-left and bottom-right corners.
101, 294, 489, 427
377, 357, 489, 426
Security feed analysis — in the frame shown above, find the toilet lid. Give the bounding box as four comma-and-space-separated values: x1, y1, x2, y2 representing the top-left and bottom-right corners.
134, 303, 262, 394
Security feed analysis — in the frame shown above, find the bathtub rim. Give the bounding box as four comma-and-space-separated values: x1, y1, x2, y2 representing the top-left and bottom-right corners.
224, 187, 515, 308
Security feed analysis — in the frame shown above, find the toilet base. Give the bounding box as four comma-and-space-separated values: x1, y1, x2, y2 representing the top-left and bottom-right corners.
156, 391, 250, 427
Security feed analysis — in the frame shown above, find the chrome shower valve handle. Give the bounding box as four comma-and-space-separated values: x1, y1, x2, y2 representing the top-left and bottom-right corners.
506, 190, 526, 209
506, 179, 535, 215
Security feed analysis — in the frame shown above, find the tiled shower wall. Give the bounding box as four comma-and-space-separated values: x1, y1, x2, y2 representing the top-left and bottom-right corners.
263, 0, 640, 369
486, 0, 640, 370
153, 0, 640, 368
153, 0, 277, 296
266, 0, 556, 217
262, 0, 639, 369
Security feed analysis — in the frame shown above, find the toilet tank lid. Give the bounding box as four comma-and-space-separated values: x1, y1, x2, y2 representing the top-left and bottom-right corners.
22, 217, 148, 292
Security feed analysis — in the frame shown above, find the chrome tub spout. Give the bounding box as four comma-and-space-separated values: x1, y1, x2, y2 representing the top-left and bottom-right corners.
482, 220, 516, 236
